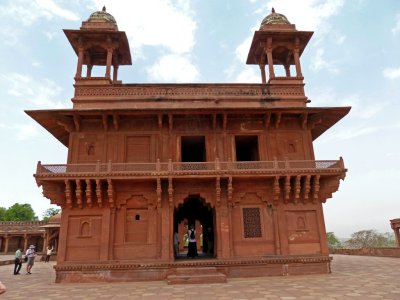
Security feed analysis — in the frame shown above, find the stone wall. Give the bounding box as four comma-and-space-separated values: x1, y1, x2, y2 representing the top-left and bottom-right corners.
330, 247, 400, 258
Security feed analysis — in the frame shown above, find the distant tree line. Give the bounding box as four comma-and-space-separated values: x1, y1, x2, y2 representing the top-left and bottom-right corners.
327, 230, 396, 249
0, 203, 60, 221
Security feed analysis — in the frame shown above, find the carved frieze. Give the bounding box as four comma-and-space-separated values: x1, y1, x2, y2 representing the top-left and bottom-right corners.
74, 84, 305, 99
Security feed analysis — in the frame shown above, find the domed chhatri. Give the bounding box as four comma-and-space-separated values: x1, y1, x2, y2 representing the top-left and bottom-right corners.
260, 7, 291, 28
87, 6, 116, 24
80, 6, 118, 30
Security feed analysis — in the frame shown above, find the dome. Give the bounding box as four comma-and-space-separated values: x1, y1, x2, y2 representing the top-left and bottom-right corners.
48, 212, 61, 224
87, 6, 116, 24
260, 8, 291, 28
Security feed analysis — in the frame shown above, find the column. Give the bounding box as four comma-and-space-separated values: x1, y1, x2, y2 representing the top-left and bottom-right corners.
113, 65, 119, 82
293, 38, 303, 77
23, 235, 28, 252
316, 203, 329, 255
4, 236, 9, 254
75, 48, 84, 78
266, 37, 275, 78
100, 209, 111, 261
259, 64, 267, 84
108, 207, 116, 260
86, 65, 93, 77
266, 49, 275, 78
284, 64, 291, 77
105, 48, 113, 78
293, 49, 302, 77
272, 206, 281, 255
160, 192, 171, 260
395, 228, 400, 247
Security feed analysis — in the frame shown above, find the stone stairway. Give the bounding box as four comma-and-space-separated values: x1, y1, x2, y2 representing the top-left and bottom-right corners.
166, 266, 227, 284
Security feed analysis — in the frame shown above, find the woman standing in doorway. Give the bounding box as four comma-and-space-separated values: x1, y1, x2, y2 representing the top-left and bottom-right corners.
187, 225, 198, 258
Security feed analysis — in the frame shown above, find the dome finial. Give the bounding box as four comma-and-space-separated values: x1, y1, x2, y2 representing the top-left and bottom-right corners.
272, 7, 275, 13
102, 6, 106, 12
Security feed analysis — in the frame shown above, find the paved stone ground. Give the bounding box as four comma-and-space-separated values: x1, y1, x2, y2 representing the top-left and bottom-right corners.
0, 255, 399, 299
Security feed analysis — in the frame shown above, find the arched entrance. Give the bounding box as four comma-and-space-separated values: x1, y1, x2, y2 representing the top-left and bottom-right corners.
174, 195, 215, 259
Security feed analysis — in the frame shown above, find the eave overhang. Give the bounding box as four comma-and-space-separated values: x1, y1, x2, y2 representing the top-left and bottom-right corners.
25, 106, 350, 147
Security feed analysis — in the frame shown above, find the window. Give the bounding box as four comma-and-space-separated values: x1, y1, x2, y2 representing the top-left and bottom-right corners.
243, 207, 262, 238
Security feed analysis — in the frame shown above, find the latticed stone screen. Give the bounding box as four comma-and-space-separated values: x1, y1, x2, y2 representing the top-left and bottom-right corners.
243, 207, 262, 238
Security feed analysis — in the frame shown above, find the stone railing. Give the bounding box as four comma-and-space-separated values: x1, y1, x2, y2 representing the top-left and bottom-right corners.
73, 82, 305, 99
0, 221, 47, 226
35, 159, 345, 178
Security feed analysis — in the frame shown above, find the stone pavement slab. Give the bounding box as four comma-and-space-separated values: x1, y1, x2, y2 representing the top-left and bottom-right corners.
0, 255, 399, 299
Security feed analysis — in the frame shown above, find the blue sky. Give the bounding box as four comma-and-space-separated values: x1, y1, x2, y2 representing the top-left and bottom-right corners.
0, 0, 399, 238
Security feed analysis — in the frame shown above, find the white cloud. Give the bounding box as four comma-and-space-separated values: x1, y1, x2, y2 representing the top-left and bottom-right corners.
383, 67, 400, 80
147, 54, 199, 82
235, 36, 254, 63
0, 73, 67, 108
392, 13, 400, 35
334, 33, 346, 45
339, 94, 384, 119
309, 89, 385, 120
330, 125, 380, 140
0, 0, 79, 27
92, 0, 197, 55
234, 68, 260, 83
15, 123, 40, 141
44, 31, 56, 40
35, 0, 80, 21
309, 48, 339, 74
264, 0, 344, 31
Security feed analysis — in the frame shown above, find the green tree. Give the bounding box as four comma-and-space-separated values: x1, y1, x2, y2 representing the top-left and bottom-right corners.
42, 207, 61, 221
326, 232, 342, 249
4, 203, 37, 221
345, 229, 394, 248
0, 207, 7, 221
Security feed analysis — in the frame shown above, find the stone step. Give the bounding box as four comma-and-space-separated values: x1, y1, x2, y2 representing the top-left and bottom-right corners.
167, 267, 227, 284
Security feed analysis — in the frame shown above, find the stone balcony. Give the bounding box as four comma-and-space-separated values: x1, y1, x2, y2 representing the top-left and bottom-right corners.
35, 159, 345, 180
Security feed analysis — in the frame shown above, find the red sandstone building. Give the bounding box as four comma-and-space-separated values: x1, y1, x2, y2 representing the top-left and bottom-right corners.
26, 8, 350, 283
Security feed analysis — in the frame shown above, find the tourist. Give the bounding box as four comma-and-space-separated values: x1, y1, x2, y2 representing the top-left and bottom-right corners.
45, 245, 54, 262
13, 247, 23, 275
25, 245, 36, 274
173, 231, 180, 258
187, 225, 198, 258
0, 281, 6, 295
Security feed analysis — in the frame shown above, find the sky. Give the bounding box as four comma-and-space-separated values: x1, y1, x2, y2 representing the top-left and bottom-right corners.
0, 0, 399, 238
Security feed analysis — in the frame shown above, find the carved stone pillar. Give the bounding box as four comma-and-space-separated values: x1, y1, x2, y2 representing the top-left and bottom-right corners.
75, 47, 84, 78
23, 235, 28, 252
259, 64, 267, 84
105, 48, 113, 78
272, 206, 281, 255
294, 38, 303, 77
86, 64, 93, 77
4, 236, 9, 254
266, 37, 275, 78
113, 65, 119, 82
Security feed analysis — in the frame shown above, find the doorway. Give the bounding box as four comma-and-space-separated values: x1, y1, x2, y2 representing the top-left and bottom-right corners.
181, 136, 206, 162
174, 195, 215, 259
235, 135, 259, 161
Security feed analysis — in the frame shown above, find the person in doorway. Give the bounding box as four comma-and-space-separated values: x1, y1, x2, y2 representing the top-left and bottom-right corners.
13, 248, 22, 275
173, 231, 180, 258
45, 245, 54, 262
187, 225, 198, 258
25, 245, 36, 274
